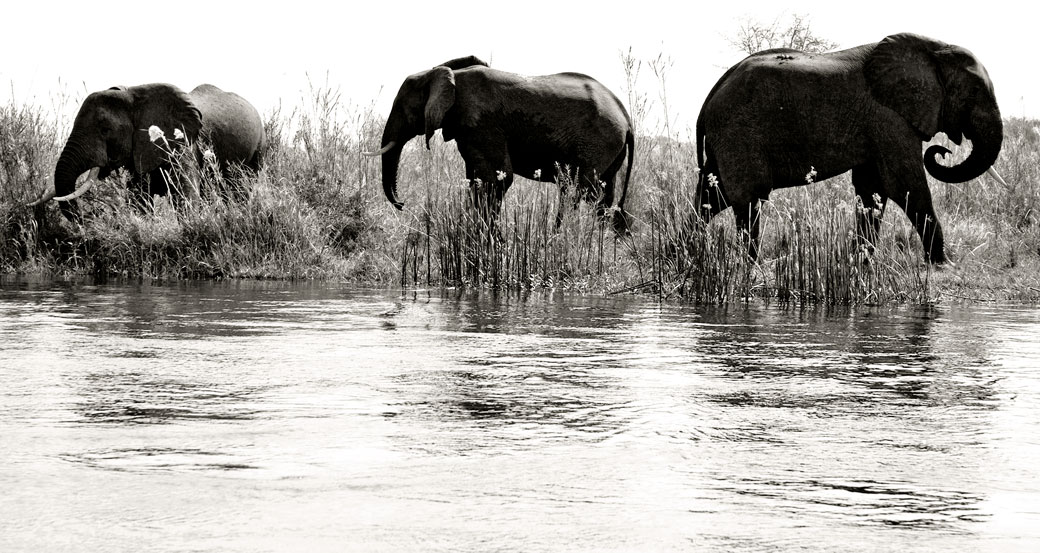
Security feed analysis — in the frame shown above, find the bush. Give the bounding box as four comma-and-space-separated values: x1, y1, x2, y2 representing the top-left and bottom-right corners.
1, 70, 1038, 305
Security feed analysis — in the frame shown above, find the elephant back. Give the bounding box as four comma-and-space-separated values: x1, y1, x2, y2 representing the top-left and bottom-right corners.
189, 84, 266, 167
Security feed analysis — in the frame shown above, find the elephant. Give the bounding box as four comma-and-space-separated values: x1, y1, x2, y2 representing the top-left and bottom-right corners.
695, 32, 1006, 264
365, 56, 635, 235
30, 83, 266, 219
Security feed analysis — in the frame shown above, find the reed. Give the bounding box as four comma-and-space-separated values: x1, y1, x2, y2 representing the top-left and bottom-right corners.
1, 71, 1038, 304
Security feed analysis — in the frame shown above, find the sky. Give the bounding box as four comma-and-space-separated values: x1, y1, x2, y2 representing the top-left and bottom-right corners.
2, 1, 1036, 139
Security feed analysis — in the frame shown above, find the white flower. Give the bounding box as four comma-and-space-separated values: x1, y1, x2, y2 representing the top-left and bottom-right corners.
496, 170, 506, 182
148, 125, 164, 143
702, 203, 712, 210
202, 149, 216, 162
707, 173, 719, 188
533, 169, 542, 179
173, 128, 185, 140
805, 166, 818, 184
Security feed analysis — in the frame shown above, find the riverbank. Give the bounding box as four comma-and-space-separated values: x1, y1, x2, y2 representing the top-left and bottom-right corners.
2, 91, 1038, 305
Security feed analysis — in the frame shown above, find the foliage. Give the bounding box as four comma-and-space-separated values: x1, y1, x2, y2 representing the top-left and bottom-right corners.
1, 57, 1039, 305
730, 13, 840, 55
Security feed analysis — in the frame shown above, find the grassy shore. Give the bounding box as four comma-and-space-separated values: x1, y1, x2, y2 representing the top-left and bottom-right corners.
2, 75, 1038, 305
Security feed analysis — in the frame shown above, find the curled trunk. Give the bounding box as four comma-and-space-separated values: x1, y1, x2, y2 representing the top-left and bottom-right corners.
924, 105, 1003, 183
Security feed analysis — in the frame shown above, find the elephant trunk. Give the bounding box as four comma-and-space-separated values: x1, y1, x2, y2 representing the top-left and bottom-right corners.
381, 142, 405, 210
54, 141, 90, 198
924, 102, 1004, 184
52, 138, 96, 218
376, 98, 423, 210
379, 111, 409, 210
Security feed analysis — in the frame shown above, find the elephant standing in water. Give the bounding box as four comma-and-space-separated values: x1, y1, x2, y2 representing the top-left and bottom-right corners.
31, 83, 266, 219
366, 56, 635, 235
696, 32, 1006, 263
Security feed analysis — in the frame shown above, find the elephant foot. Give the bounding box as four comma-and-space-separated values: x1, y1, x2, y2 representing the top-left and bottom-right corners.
611, 209, 633, 237
594, 205, 632, 237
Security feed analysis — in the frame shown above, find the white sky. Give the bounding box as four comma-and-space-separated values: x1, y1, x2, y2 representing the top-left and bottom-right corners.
2, 1, 1036, 138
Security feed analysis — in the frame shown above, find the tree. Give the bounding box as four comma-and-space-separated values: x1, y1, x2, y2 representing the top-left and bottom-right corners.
730, 14, 838, 55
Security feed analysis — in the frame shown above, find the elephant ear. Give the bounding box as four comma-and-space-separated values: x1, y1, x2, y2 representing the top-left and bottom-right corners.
129, 83, 203, 174
437, 55, 489, 70
864, 33, 945, 140
424, 66, 455, 149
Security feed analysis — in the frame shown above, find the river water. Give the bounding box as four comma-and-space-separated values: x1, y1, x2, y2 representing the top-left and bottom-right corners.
1, 279, 1038, 552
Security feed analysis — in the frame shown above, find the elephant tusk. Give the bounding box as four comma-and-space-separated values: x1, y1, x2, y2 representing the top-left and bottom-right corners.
26, 183, 58, 207
52, 168, 101, 202
53, 179, 95, 202
986, 167, 1010, 188
362, 141, 396, 157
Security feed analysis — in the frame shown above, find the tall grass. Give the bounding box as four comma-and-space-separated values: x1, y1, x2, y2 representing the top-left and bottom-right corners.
1, 62, 1039, 304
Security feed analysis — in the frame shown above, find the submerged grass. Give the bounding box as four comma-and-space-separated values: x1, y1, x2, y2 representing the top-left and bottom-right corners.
2, 62, 1039, 305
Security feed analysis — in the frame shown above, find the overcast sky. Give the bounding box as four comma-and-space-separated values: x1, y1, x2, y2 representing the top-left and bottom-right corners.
2, 1, 1035, 137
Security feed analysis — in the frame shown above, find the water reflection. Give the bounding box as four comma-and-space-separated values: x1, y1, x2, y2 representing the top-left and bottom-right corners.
61, 447, 259, 473
723, 476, 988, 529
73, 370, 265, 425
1, 278, 1038, 552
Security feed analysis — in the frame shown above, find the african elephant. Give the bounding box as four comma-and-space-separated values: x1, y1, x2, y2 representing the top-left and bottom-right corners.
31, 83, 266, 219
696, 32, 1006, 263
366, 56, 635, 234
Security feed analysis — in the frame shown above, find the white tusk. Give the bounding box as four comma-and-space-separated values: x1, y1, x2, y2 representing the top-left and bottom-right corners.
26, 183, 57, 207
362, 141, 396, 157
80, 167, 101, 183
53, 179, 94, 202
986, 166, 1009, 188
52, 168, 101, 202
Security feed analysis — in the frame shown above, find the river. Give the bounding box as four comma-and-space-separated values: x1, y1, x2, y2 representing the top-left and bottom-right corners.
1, 279, 1038, 552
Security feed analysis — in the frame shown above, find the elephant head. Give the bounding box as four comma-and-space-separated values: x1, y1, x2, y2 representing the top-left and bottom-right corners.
865, 33, 1003, 184
365, 56, 489, 210
34, 83, 202, 219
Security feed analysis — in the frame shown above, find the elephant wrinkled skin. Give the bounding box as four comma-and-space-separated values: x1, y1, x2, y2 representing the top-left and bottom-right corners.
370, 56, 635, 235
695, 32, 1005, 263
33, 83, 266, 219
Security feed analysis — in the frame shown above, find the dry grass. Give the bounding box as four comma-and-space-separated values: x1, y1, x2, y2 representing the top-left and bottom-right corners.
1, 62, 1039, 305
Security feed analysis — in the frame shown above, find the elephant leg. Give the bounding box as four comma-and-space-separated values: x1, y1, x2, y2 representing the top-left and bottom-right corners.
128, 172, 153, 212
880, 160, 946, 264
470, 173, 510, 239
148, 166, 170, 198
493, 175, 510, 218
465, 172, 509, 234
733, 200, 762, 261
222, 164, 251, 204
246, 148, 263, 172
468, 175, 503, 227
554, 185, 567, 231
851, 164, 888, 253
695, 170, 728, 223
597, 173, 629, 236
594, 172, 631, 237
552, 166, 577, 230
888, 187, 945, 264
596, 139, 629, 217
460, 143, 512, 231
591, 169, 616, 220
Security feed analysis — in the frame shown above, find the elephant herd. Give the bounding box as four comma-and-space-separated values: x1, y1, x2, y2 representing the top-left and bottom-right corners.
29, 32, 1008, 265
